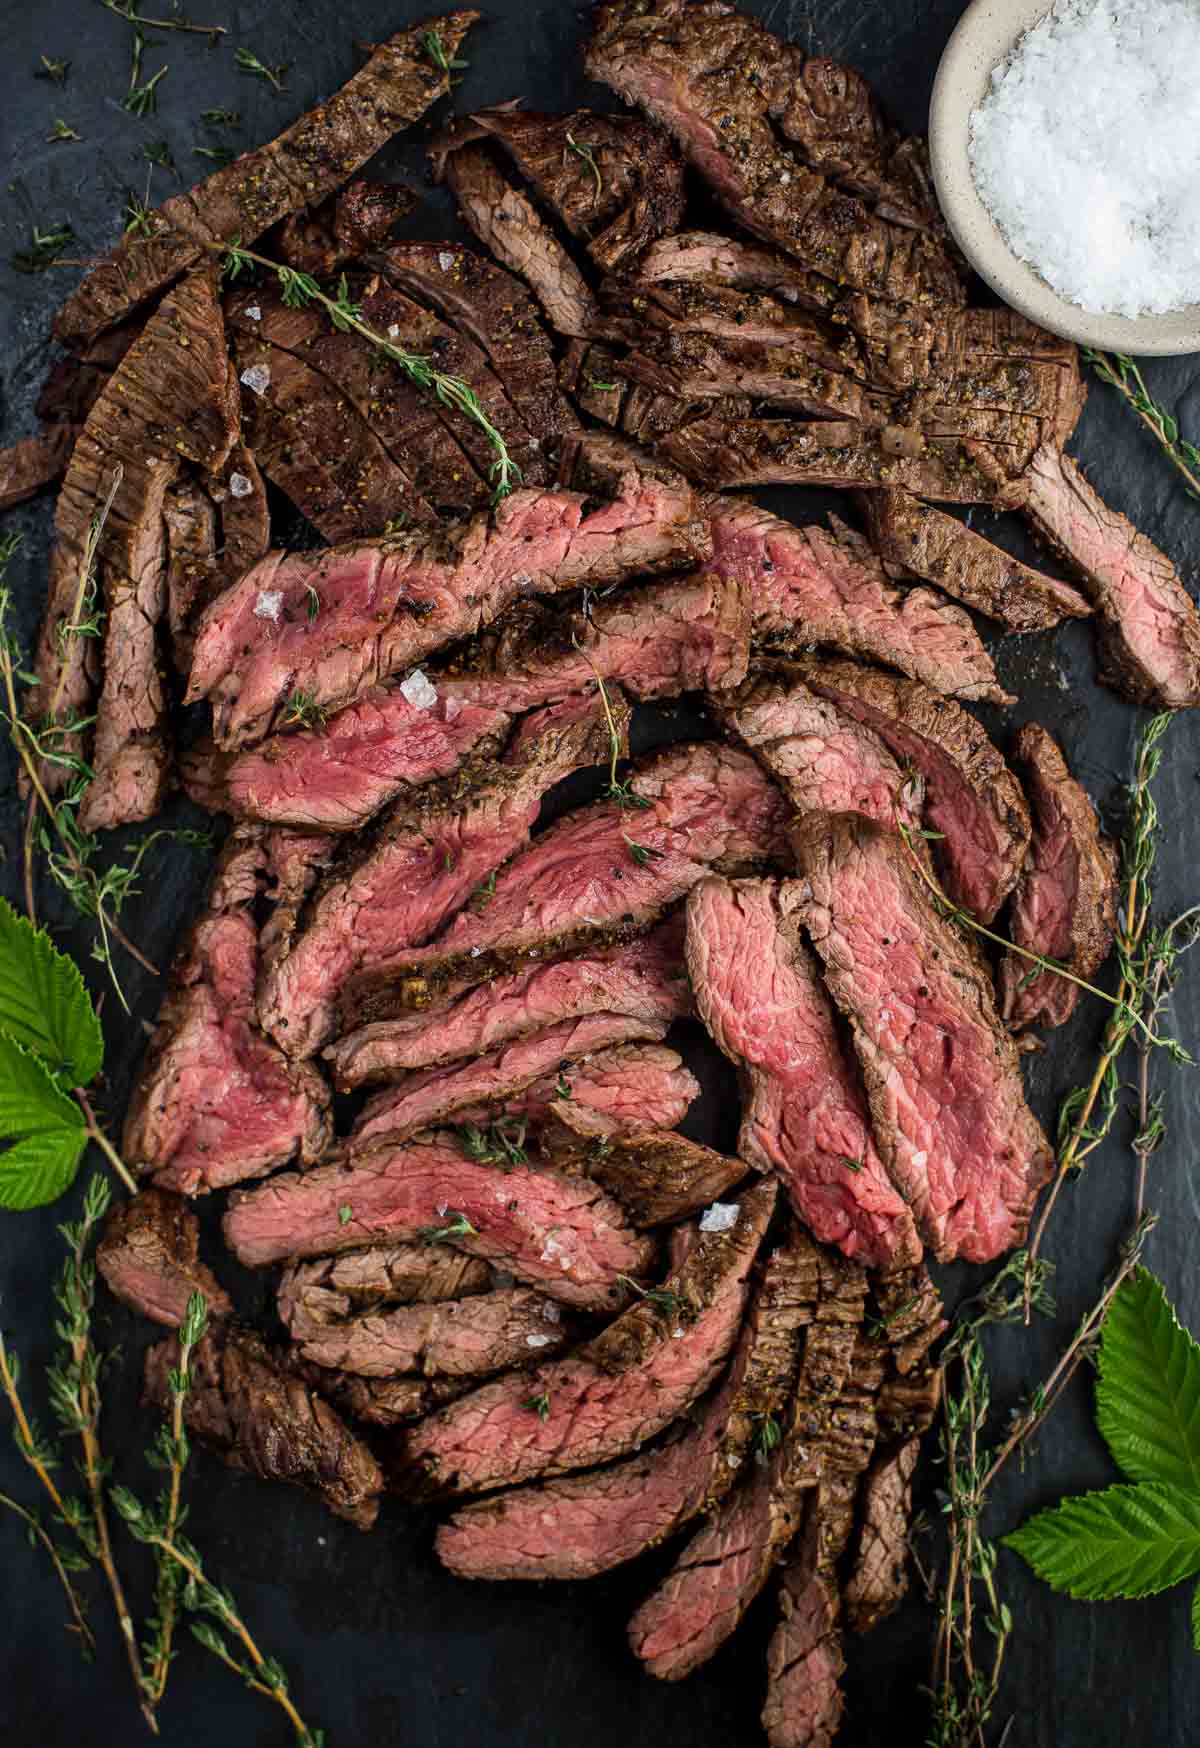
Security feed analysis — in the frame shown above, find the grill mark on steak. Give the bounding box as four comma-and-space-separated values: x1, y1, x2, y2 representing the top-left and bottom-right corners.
790, 811, 1053, 1262
97, 1186, 233, 1328
259, 827, 337, 981
1024, 443, 1200, 708
395, 1178, 778, 1498
285, 1284, 573, 1379
143, 1325, 383, 1528
1000, 723, 1118, 1031
452, 1042, 700, 1138
278, 1245, 493, 1327
687, 877, 921, 1269
843, 1437, 920, 1635
53, 12, 479, 350
872, 1263, 947, 1378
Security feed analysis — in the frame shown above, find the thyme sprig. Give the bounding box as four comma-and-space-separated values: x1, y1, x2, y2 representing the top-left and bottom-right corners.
422, 29, 467, 77
1083, 350, 1200, 501
99, 0, 226, 37
569, 642, 647, 811
36, 54, 71, 83
48, 119, 81, 143
457, 1119, 529, 1168
280, 687, 326, 730
0, 1487, 94, 1653
234, 47, 290, 90
565, 133, 603, 206
419, 1211, 479, 1245
616, 1273, 682, 1315
122, 63, 169, 117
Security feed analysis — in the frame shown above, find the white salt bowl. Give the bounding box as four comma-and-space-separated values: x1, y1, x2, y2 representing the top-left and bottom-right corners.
929, 0, 1200, 355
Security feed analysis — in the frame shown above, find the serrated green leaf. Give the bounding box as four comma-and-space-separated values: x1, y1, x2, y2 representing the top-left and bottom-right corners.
0, 899, 103, 1084
0, 1130, 88, 1209
1004, 1482, 1200, 1602
1096, 1267, 1200, 1492
0, 1032, 85, 1139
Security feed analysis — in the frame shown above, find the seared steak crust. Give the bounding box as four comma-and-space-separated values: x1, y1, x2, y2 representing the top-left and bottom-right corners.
97, 1187, 233, 1328
278, 1244, 492, 1325
285, 1284, 571, 1379
843, 1437, 920, 1634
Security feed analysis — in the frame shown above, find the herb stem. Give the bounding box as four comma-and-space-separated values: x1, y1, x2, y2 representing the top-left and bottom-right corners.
0, 1488, 95, 1653
1083, 350, 1200, 501
73, 1084, 139, 1196
0, 1331, 66, 1511
99, 0, 226, 33
144, 1294, 206, 1711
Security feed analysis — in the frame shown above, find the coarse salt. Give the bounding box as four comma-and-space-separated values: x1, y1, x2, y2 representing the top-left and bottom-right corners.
245, 304, 262, 321
698, 1201, 739, 1234
254, 590, 283, 622
526, 1333, 555, 1349
399, 668, 438, 710
438, 250, 456, 271
541, 1301, 561, 1323
240, 363, 271, 396
229, 471, 253, 499
388, 323, 400, 339
969, 0, 1200, 315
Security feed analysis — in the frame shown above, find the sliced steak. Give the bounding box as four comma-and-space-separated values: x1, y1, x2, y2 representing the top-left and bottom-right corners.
687, 877, 921, 1269
611, 329, 892, 422
214, 440, 270, 583
163, 478, 219, 671
872, 1263, 947, 1377
396, 1178, 777, 1498
144, 1325, 382, 1527
1000, 723, 1118, 1030
459, 1042, 699, 1137
545, 1125, 749, 1227
123, 830, 331, 1193
0, 428, 76, 510
630, 230, 844, 312
791, 811, 1053, 1261
286, 1285, 571, 1379
290, 1361, 470, 1428
53, 13, 479, 349
223, 1133, 654, 1309
260, 828, 336, 980
274, 176, 419, 277
96, 1187, 232, 1328
279, 1246, 492, 1330
793, 654, 1031, 922
1025, 442, 1200, 707
843, 1438, 920, 1634
259, 688, 624, 1057
863, 488, 1092, 632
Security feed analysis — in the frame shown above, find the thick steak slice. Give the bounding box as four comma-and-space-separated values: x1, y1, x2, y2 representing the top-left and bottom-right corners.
332, 919, 689, 1084
123, 831, 331, 1194
1025, 442, 1200, 707
278, 1245, 492, 1327
456, 1042, 700, 1137
709, 501, 1010, 704
0, 428, 76, 510
546, 1125, 749, 1227
793, 655, 1031, 922
290, 1361, 470, 1428
863, 488, 1092, 632
259, 689, 623, 1057
436, 1222, 815, 1579
144, 1326, 382, 1528
97, 1187, 232, 1328
187, 450, 706, 746
223, 1135, 654, 1309
396, 1178, 777, 1498
379, 740, 790, 1002
285, 1285, 571, 1379
1000, 723, 1118, 1030
843, 1438, 920, 1634
687, 877, 920, 1269
53, 13, 478, 350
791, 812, 1053, 1261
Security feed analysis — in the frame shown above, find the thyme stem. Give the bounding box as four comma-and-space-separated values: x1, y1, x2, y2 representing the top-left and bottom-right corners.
73, 1084, 139, 1196
0, 1489, 95, 1655
98, 0, 226, 34
1083, 350, 1200, 501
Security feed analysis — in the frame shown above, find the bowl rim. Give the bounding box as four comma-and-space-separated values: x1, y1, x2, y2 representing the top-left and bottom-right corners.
929, 0, 1200, 357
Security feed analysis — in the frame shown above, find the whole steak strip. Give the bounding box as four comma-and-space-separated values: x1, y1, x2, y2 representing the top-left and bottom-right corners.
454, 1043, 699, 1137
331, 920, 690, 1085
53, 13, 478, 350
436, 1223, 815, 1580
1000, 723, 1118, 1031
278, 1245, 492, 1325
863, 488, 1092, 633
259, 689, 624, 1057
1024, 442, 1200, 707
187, 448, 706, 747
842, 1437, 920, 1635
223, 1134, 654, 1309
143, 1326, 383, 1528
709, 500, 1010, 704
629, 231, 845, 310
791, 812, 1053, 1262
792, 654, 1031, 922
544, 1125, 749, 1228
687, 877, 921, 1269
123, 831, 331, 1195
396, 1178, 777, 1498
286, 1285, 571, 1379
97, 1187, 233, 1328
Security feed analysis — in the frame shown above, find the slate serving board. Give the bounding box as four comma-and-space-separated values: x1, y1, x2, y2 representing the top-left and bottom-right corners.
1, 2, 1197, 1744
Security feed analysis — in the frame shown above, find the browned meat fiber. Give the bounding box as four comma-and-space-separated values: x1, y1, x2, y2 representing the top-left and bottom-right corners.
0, 428, 76, 511
843, 1437, 920, 1634
275, 176, 419, 279
542, 1123, 749, 1228
278, 1245, 493, 1330
97, 1187, 233, 1328
284, 1284, 572, 1379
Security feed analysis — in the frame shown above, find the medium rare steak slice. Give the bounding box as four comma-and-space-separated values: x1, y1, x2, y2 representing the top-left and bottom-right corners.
1000, 723, 1118, 1031
163, 480, 218, 671
0, 428, 76, 510
1025, 443, 1200, 707
53, 12, 478, 350
285, 1285, 571, 1379
223, 1134, 654, 1309
792, 654, 1031, 922
123, 831, 331, 1194
687, 877, 921, 1269
97, 1187, 232, 1328
457, 1043, 700, 1137
436, 1222, 815, 1579
843, 1437, 920, 1634
188, 446, 706, 746
397, 1179, 777, 1498
144, 1326, 383, 1528
791, 812, 1053, 1261
259, 689, 623, 1056
545, 1125, 749, 1227
862, 488, 1092, 633
709, 500, 1010, 705
332, 919, 690, 1083
278, 1245, 492, 1327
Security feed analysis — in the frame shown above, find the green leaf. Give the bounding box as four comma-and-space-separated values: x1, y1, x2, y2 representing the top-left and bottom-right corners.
0, 1129, 89, 1210
0, 1033, 88, 1208
1004, 1481, 1200, 1602
1096, 1267, 1200, 1492
0, 899, 103, 1084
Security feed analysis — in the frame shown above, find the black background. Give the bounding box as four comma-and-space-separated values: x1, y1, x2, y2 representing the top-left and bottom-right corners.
1, 2, 1199, 1744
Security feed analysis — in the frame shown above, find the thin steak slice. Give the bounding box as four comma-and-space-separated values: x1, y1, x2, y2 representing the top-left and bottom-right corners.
629, 231, 845, 312
709, 500, 1010, 704
541, 1124, 749, 1227
862, 488, 1092, 633
144, 1326, 383, 1528
687, 877, 921, 1269
1000, 723, 1118, 1031
223, 1134, 654, 1309
0, 428, 77, 510
259, 828, 337, 980
123, 831, 331, 1194
53, 13, 478, 350
791, 811, 1053, 1262
792, 654, 1031, 922
274, 176, 420, 277
872, 1263, 947, 1380
97, 1187, 233, 1328
278, 1245, 492, 1328
289, 1359, 470, 1428
259, 688, 623, 1057
456, 1042, 699, 1137
436, 1221, 815, 1580
396, 1178, 778, 1498
1024, 442, 1200, 707
284, 1285, 571, 1379
843, 1437, 920, 1635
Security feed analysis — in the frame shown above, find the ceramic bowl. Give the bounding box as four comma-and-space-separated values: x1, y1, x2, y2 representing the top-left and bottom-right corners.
929, 0, 1200, 355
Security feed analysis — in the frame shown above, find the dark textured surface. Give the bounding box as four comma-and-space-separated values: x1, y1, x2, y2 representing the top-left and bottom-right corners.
1, 2, 1198, 1744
